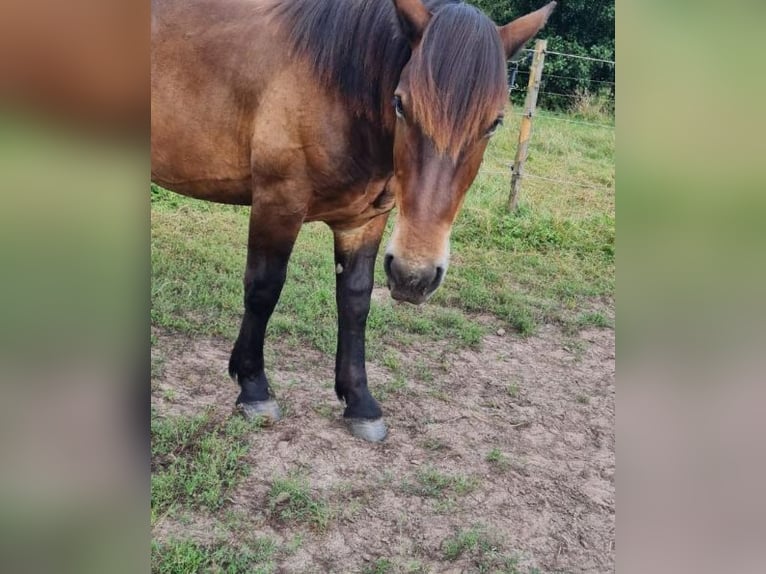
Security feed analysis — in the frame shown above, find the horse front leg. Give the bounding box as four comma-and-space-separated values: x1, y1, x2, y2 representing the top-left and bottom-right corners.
332, 213, 390, 441
229, 202, 304, 422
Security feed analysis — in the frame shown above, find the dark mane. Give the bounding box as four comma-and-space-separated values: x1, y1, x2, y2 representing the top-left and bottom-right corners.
410, 3, 507, 156
266, 0, 422, 124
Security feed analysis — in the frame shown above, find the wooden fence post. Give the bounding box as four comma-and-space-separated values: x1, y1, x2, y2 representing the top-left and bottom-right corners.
509, 39, 547, 211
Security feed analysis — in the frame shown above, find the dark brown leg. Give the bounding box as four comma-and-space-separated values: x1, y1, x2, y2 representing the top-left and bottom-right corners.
332, 213, 390, 441
229, 201, 304, 421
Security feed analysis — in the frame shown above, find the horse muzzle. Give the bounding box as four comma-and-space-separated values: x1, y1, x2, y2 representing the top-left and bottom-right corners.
383, 254, 445, 305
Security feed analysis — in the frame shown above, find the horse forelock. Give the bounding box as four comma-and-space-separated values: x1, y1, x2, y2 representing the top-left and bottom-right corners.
409, 4, 507, 157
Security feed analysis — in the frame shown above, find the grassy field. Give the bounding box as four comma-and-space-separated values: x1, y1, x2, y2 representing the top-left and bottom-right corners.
151, 109, 614, 573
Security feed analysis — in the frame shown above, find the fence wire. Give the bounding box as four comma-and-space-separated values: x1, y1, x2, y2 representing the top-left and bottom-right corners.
484, 45, 615, 197
533, 112, 614, 129
522, 48, 615, 65
480, 168, 613, 192
516, 70, 615, 85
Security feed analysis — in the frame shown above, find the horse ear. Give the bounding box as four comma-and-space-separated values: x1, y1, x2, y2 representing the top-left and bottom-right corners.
498, 1, 557, 60
392, 0, 432, 44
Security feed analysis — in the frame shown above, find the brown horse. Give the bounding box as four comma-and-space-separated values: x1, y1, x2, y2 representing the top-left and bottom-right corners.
151, 0, 555, 441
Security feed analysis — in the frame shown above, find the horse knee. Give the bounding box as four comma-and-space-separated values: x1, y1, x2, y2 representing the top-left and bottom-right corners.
244, 274, 284, 314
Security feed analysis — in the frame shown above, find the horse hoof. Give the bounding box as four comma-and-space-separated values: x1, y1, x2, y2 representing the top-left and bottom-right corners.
237, 399, 282, 424
346, 418, 387, 442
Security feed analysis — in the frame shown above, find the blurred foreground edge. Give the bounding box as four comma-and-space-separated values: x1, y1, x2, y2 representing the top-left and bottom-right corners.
0, 0, 149, 138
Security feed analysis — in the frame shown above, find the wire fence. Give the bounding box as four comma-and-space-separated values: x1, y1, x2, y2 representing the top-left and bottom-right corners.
525, 48, 616, 65
482, 42, 615, 207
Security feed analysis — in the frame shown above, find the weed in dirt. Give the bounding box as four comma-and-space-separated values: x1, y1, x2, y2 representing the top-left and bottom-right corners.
333, 480, 372, 522
427, 388, 450, 402
422, 437, 447, 451
442, 526, 536, 574
482, 397, 503, 410
486, 448, 510, 471
454, 475, 479, 495
404, 561, 428, 573
284, 534, 303, 555
151, 411, 257, 521
375, 373, 408, 401
268, 472, 331, 530
576, 393, 591, 405
381, 350, 402, 373
563, 337, 588, 360
151, 350, 166, 379
405, 467, 450, 498
151, 537, 277, 574
404, 467, 477, 499
432, 497, 458, 514
312, 403, 335, 419
506, 382, 520, 399
377, 470, 395, 487
486, 448, 502, 462
361, 558, 394, 574
575, 310, 612, 330
443, 526, 495, 560
413, 359, 435, 382
340, 498, 366, 522
222, 508, 251, 533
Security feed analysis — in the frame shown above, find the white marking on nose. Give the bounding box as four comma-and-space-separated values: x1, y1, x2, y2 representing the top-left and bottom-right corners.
335, 263, 344, 274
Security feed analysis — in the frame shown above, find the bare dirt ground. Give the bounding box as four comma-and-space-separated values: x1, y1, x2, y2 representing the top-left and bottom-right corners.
151, 320, 614, 573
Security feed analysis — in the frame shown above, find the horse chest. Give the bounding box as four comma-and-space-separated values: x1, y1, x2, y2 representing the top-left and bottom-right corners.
305, 176, 395, 226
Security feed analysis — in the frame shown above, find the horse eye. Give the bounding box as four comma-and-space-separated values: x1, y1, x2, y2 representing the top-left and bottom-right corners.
393, 95, 405, 120
486, 117, 503, 137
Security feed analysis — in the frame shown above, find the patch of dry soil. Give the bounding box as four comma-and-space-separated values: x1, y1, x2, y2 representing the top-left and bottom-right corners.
152, 324, 614, 573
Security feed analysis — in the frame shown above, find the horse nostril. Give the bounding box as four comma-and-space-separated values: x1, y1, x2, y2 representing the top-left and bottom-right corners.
384, 254, 394, 278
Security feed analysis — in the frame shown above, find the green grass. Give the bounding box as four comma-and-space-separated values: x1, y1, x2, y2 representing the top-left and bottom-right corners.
267, 472, 332, 530
151, 410, 259, 522
151, 350, 165, 379
312, 403, 336, 419
361, 558, 394, 574
486, 448, 510, 471
375, 372, 409, 401
575, 310, 613, 329
442, 526, 539, 574
576, 393, 591, 405
402, 467, 478, 499
422, 437, 447, 451
404, 562, 428, 573
443, 527, 496, 561
151, 537, 277, 574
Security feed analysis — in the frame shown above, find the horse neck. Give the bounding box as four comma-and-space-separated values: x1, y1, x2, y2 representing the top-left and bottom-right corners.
345, 111, 396, 180
366, 69, 406, 172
